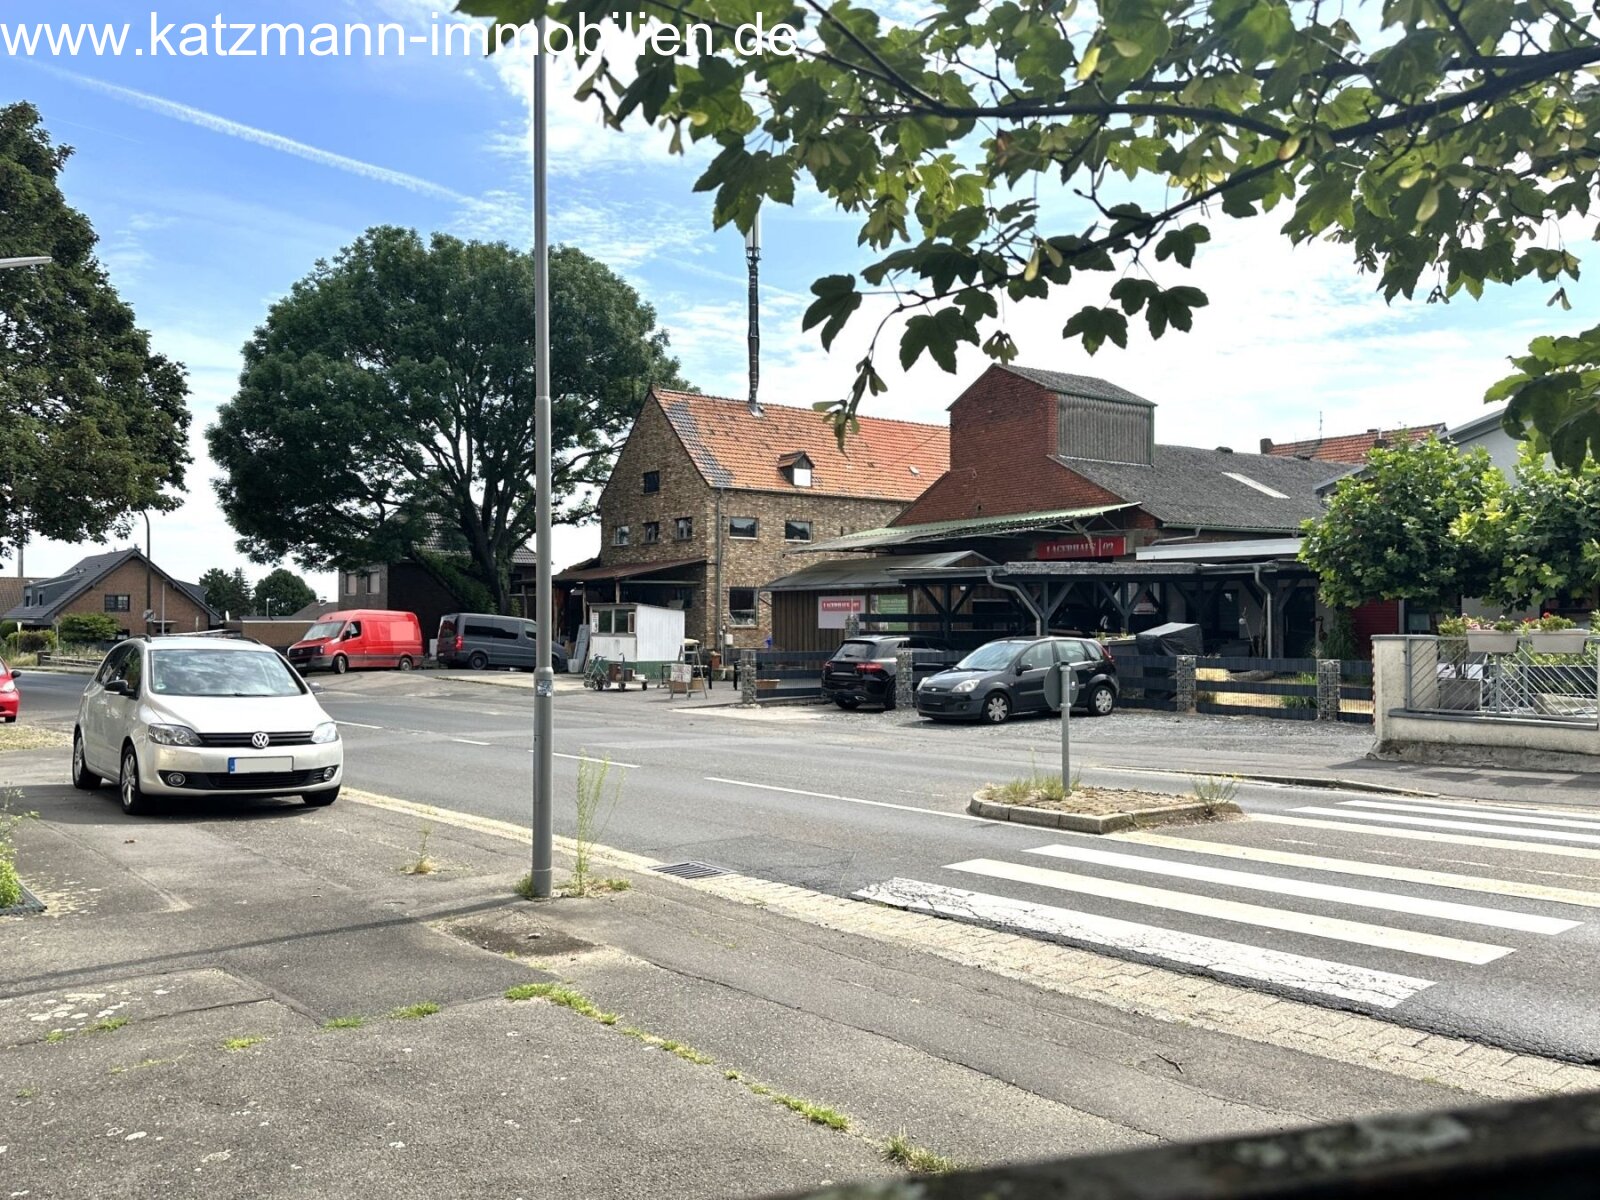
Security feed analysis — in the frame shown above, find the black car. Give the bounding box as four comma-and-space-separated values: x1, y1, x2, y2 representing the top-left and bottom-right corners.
821, 635, 959, 710
914, 636, 1119, 724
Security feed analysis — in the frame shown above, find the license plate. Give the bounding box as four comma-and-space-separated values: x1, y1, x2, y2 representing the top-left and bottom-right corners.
228, 756, 294, 774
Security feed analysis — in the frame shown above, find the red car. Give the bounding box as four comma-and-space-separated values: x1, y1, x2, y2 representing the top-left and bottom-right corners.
0, 658, 19, 723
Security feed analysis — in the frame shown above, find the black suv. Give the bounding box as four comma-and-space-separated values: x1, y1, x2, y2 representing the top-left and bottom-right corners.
915, 636, 1119, 724
821, 635, 959, 710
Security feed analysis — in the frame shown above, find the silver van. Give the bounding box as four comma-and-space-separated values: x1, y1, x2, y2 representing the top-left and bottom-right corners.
436, 613, 568, 673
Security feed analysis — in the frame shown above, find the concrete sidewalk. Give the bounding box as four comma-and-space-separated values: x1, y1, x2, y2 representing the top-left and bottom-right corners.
3, 745, 1592, 1199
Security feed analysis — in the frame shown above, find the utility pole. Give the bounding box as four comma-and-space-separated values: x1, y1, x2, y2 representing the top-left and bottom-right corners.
142, 512, 152, 636
530, 18, 555, 900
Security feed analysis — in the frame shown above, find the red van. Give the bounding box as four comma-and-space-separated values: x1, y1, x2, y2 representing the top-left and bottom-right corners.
287, 609, 423, 675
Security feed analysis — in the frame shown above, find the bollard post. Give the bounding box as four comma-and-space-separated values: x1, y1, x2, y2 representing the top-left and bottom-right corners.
740, 648, 757, 705
895, 649, 915, 710
1317, 658, 1341, 722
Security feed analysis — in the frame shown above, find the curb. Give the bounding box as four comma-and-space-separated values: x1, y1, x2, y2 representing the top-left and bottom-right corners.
967, 792, 1241, 833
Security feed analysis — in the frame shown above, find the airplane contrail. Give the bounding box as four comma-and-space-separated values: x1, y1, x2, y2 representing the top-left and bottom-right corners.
34, 64, 473, 204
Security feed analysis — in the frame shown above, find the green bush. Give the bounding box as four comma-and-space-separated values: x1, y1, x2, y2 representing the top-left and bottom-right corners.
13, 631, 53, 655
58, 613, 120, 644
0, 620, 16, 641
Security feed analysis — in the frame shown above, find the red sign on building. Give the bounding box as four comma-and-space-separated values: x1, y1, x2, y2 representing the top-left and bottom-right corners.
1034, 535, 1127, 560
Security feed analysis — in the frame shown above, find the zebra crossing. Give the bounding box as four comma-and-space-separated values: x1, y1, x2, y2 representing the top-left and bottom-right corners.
854, 792, 1600, 1013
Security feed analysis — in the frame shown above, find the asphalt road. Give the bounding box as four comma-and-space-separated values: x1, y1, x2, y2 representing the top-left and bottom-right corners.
16, 668, 1600, 1062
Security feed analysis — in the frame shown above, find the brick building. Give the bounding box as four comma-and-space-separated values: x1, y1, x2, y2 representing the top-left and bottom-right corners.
770, 365, 1342, 655
3, 548, 217, 636
559, 387, 949, 650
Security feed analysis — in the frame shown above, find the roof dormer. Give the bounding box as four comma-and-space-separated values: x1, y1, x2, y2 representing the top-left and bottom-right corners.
778, 451, 814, 488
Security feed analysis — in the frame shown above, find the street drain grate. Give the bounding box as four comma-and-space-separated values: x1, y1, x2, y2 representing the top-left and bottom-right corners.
651, 861, 731, 880
0, 883, 48, 918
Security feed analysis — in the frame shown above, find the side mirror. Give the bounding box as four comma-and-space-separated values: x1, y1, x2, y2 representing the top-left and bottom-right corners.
9, 668, 20, 679
104, 679, 130, 697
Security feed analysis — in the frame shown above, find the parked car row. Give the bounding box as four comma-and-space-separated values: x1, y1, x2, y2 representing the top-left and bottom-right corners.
281, 608, 566, 676
822, 633, 1120, 724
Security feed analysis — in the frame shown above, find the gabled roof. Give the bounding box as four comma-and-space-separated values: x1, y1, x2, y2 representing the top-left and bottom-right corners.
1261, 424, 1445, 463
2, 548, 219, 624
416, 514, 537, 565
0, 577, 39, 619
1445, 405, 1509, 445
997, 366, 1155, 407
1055, 446, 1335, 533
652, 388, 948, 502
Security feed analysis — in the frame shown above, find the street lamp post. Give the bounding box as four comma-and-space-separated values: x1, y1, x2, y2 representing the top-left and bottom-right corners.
0, 257, 50, 271
141, 512, 152, 636
530, 19, 555, 899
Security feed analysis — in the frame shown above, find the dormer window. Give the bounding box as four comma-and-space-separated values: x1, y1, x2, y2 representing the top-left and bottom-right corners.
779, 451, 814, 488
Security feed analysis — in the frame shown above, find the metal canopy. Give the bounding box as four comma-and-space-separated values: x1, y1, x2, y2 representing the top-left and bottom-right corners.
802, 503, 1137, 553
762, 551, 991, 592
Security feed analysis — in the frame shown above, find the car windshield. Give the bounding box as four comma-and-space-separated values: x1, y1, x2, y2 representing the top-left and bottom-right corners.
954, 642, 1023, 671
303, 621, 344, 641
831, 640, 880, 661
149, 650, 305, 697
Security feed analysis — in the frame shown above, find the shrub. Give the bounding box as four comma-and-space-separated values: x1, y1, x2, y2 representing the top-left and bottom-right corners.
0, 621, 15, 641
15, 631, 53, 655
58, 614, 120, 644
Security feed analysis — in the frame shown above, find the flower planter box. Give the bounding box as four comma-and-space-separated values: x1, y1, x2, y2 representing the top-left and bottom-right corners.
1466, 631, 1520, 654
1528, 630, 1591, 654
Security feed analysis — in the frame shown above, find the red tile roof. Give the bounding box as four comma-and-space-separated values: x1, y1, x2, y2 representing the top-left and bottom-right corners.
1261, 425, 1445, 464
652, 389, 948, 502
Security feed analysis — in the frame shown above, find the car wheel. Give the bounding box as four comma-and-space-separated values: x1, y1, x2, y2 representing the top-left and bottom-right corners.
834, 696, 861, 710
468, 651, 489, 671
397, 656, 414, 671
301, 787, 339, 808
332, 655, 349, 675
71, 731, 100, 790
1086, 682, 1116, 716
119, 747, 153, 816
981, 691, 1012, 724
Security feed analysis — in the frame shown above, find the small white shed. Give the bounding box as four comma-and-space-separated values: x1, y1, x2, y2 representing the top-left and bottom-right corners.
588, 603, 685, 670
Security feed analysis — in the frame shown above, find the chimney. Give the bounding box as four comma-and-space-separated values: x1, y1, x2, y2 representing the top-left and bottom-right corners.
1259, 438, 1274, 453
745, 212, 762, 418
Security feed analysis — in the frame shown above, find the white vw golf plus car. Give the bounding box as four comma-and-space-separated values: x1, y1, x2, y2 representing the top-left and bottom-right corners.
73, 635, 343, 815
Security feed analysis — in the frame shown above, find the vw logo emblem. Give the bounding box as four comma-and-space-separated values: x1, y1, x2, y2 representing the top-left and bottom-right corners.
250, 732, 271, 749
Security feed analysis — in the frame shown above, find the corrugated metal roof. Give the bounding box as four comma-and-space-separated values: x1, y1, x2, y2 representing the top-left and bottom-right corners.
804, 504, 1135, 552
762, 551, 992, 592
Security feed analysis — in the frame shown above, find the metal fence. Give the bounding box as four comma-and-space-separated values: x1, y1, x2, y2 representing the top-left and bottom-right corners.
1401, 637, 1600, 727
749, 649, 832, 701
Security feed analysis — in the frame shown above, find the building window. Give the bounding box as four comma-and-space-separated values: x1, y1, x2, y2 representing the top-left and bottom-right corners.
728, 517, 758, 540
792, 464, 812, 487
784, 520, 812, 542
104, 593, 131, 613
643, 521, 660, 544
346, 573, 357, 596
674, 516, 693, 541
728, 588, 758, 626
363, 572, 377, 594
642, 471, 660, 494
614, 525, 631, 547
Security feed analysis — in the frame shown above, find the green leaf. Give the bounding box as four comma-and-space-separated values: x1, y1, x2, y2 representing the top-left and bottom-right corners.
801, 274, 863, 350
1063, 306, 1130, 354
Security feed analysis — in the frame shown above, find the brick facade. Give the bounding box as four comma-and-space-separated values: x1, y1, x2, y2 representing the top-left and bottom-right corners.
591, 394, 935, 650
895, 365, 1134, 525
60, 560, 211, 636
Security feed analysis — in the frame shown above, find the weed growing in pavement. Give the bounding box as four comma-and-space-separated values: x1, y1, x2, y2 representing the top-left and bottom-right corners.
388, 1002, 441, 1020
989, 753, 1082, 804
773, 1093, 850, 1130
91, 1017, 128, 1034
402, 823, 437, 875
15, 1086, 36, 1098
513, 872, 537, 900
505, 983, 617, 1023
222, 1036, 267, 1051
1191, 774, 1241, 815
563, 753, 624, 896
0, 788, 39, 909
882, 1131, 960, 1174
322, 1015, 366, 1029
43, 1030, 66, 1045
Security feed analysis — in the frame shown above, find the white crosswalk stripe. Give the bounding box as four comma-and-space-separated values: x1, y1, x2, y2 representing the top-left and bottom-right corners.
1021, 842, 1578, 933
855, 878, 1436, 1008
1113, 829, 1600, 909
1338, 799, 1600, 832
1252, 813, 1600, 860
946, 858, 1513, 962
1290, 805, 1600, 846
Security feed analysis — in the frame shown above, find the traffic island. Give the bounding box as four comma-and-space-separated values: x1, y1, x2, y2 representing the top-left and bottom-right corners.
968, 780, 1242, 834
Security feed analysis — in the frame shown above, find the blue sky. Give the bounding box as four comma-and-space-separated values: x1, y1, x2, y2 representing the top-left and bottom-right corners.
4, 0, 1591, 600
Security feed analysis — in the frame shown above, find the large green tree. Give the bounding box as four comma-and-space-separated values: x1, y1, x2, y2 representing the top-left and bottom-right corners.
459, 0, 1600, 461
197, 566, 252, 617
252, 568, 317, 617
1300, 436, 1507, 614
0, 102, 190, 559
1456, 442, 1600, 611
208, 227, 687, 613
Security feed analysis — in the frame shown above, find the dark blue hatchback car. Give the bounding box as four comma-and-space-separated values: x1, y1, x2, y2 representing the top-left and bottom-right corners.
914, 636, 1119, 724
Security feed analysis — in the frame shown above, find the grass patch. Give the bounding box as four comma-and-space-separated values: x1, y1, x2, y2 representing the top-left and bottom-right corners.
773, 1093, 850, 1130
91, 1017, 129, 1033
0, 789, 39, 909
43, 1030, 67, 1045
322, 1015, 367, 1030
558, 875, 631, 897
401, 822, 438, 875
388, 1002, 441, 1020
0, 725, 70, 754
222, 1036, 266, 1052
882, 1132, 959, 1175
503, 983, 616, 1023
513, 873, 538, 900
16, 1086, 36, 1098
986, 753, 1081, 806
1190, 774, 1241, 813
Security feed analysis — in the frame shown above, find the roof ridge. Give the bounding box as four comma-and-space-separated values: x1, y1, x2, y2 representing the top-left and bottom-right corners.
652, 388, 946, 432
